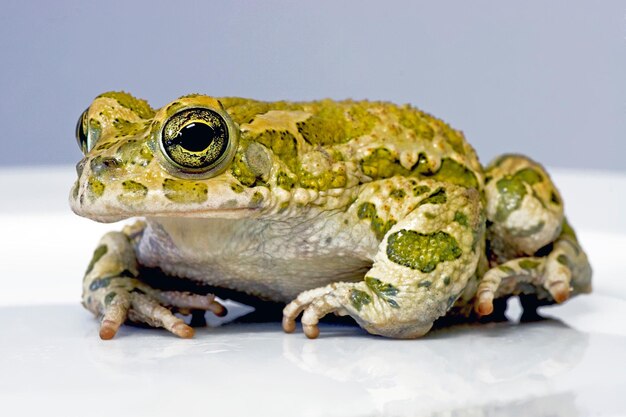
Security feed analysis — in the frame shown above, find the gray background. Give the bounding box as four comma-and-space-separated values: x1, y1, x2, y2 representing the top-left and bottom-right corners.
0, 0, 624, 171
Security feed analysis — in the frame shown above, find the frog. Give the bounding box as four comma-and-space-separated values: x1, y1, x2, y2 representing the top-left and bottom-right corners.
70, 92, 592, 340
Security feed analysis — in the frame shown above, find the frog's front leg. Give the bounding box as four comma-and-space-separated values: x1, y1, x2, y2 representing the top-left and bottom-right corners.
82, 222, 226, 340
283, 180, 483, 339
476, 154, 592, 315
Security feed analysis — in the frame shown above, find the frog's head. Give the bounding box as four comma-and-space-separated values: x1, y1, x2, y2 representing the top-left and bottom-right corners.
70, 92, 276, 222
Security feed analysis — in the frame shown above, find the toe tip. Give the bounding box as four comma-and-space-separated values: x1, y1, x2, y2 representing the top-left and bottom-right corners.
99, 320, 119, 340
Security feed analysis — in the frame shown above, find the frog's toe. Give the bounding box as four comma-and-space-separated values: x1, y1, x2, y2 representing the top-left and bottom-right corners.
128, 291, 195, 338
98, 290, 131, 340
282, 284, 348, 339
155, 291, 227, 317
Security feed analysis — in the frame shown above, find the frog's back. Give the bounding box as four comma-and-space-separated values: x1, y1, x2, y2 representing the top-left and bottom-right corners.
219, 97, 484, 192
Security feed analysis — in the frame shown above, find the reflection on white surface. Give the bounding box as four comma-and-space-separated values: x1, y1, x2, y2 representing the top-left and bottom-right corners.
1, 167, 625, 416
1, 303, 625, 416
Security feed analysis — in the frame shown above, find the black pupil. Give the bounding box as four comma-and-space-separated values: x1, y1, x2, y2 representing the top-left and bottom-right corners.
175, 122, 219, 152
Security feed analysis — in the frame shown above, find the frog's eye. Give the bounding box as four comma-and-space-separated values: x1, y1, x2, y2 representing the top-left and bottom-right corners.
160, 107, 238, 177
75, 108, 89, 154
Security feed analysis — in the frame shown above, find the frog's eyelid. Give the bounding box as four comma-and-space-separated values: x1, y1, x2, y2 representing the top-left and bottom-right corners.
75, 108, 89, 154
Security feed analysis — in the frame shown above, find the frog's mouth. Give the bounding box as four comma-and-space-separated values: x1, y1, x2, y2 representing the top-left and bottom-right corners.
69, 179, 265, 223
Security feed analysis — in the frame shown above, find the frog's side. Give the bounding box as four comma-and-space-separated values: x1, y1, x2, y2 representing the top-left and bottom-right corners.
70, 92, 592, 340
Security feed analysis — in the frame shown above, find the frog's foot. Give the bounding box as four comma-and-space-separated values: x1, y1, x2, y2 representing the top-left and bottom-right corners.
475, 256, 574, 316
282, 284, 351, 339
90, 279, 227, 340
475, 221, 592, 316
83, 230, 226, 340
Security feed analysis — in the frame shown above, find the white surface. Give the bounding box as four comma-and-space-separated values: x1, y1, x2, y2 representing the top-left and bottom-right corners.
1, 166, 625, 416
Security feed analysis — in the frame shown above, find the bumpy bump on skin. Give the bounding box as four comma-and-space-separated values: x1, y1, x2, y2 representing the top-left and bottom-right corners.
162, 178, 208, 203
386, 230, 463, 273
97, 92, 155, 119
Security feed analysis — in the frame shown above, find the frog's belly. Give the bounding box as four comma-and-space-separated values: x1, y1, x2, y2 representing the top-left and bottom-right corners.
135, 216, 377, 302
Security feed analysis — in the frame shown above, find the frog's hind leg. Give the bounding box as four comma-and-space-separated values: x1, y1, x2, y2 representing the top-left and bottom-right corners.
283, 179, 484, 339
484, 154, 564, 258
82, 223, 225, 340
475, 222, 592, 317
480, 154, 592, 316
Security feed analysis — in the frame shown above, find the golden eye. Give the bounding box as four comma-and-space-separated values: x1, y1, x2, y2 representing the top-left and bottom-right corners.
160, 108, 237, 176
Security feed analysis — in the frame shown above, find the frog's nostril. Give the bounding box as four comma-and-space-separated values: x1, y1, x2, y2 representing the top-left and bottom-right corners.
90, 156, 121, 175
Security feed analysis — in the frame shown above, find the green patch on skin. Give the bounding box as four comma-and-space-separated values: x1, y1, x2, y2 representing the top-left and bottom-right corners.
389, 189, 406, 199
519, 259, 541, 271
296, 100, 377, 146
361, 150, 477, 190
365, 277, 400, 308
495, 177, 527, 222
357, 202, 397, 240
495, 167, 545, 222
454, 211, 469, 227
424, 212, 437, 219
412, 185, 430, 196
498, 265, 515, 274
429, 158, 479, 189
249, 129, 299, 171
350, 289, 372, 311
418, 280, 431, 288
443, 276, 451, 286
360, 148, 409, 179
118, 180, 148, 204
98, 92, 155, 119
85, 245, 108, 276
515, 168, 543, 185
89, 277, 111, 291
420, 187, 447, 205
231, 183, 244, 193
104, 292, 117, 305
87, 177, 105, 198
163, 178, 208, 203
386, 230, 463, 273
